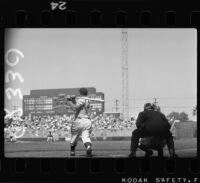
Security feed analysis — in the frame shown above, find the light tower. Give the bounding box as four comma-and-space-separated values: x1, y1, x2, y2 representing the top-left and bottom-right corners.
121, 29, 129, 119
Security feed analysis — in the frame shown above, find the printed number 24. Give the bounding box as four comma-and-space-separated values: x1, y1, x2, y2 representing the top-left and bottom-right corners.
50, 1, 67, 11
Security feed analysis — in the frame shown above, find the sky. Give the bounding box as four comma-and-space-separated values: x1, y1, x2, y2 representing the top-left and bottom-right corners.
4, 28, 197, 119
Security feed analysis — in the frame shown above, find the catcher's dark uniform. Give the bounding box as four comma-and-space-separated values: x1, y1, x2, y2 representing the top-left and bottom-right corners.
130, 108, 177, 157
136, 110, 171, 134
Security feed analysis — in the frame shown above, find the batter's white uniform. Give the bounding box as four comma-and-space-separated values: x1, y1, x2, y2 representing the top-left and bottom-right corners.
70, 98, 92, 146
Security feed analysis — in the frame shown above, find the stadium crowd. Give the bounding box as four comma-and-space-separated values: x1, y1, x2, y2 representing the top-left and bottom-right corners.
91, 114, 135, 131
4, 114, 136, 139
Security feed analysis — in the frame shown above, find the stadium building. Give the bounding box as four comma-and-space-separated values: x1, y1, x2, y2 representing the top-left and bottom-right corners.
22, 87, 104, 117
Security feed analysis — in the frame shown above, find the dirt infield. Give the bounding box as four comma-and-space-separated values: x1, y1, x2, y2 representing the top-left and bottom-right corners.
4, 138, 197, 158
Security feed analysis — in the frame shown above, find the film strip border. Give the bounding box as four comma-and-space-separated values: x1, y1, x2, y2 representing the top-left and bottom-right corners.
1, 10, 199, 27
0, 1, 200, 27
0, 158, 200, 182
0, 0, 199, 182
1, 10, 200, 27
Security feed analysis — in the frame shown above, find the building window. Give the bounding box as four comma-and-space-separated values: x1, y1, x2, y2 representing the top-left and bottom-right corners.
26, 99, 35, 105
46, 98, 53, 104
34, 104, 52, 110
25, 105, 34, 111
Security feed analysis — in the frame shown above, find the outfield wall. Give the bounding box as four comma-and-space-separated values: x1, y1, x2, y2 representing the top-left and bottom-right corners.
94, 122, 197, 139
94, 128, 133, 137
16, 121, 197, 139
174, 122, 197, 139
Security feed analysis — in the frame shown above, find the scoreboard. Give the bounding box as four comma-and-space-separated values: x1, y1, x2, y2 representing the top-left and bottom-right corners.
88, 93, 104, 116
23, 88, 104, 117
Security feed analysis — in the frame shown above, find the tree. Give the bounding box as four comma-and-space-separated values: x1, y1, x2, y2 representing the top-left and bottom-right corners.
167, 112, 180, 121
179, 112, 189, 121
167, 111, 189, 122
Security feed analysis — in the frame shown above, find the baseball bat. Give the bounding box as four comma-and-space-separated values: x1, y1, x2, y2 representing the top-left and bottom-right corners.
76, 97, 104, 102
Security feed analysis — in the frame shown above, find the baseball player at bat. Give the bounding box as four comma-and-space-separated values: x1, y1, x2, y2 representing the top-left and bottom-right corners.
66, 88, 93, 157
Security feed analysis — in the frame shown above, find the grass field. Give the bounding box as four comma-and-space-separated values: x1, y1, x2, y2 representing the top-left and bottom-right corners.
4, 138, 197, 158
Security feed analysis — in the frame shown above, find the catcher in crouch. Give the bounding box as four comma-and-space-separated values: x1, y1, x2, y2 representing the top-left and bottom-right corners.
129, 103, 178, 158
138, 105, 167, 157
66, 88, 92, 157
